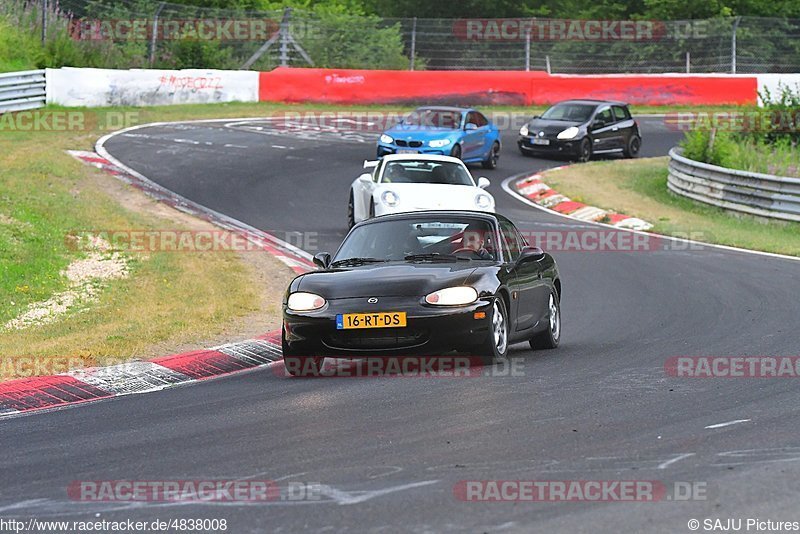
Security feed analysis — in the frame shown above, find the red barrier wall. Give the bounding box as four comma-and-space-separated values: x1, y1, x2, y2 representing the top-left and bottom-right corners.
259, 68, 758, 106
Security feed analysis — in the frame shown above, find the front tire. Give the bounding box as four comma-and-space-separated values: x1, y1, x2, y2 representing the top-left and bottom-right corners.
450, 144, 462, 160
282, 328, 325, 377
477, 298, 509, 365
347, 190, 355, 229
481, 142, 500, 169
529, 290, 560, 350
369, 198, 375, 219
576, 137, 592, 163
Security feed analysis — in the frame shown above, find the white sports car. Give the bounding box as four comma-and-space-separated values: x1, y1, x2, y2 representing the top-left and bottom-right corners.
347, 154, 495, 228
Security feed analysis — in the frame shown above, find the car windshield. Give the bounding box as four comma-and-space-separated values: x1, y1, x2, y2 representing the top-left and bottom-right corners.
403, 109, 462, 129
380, 160, 474, 186
335, 217, 498, 263
540, 103, 596, 122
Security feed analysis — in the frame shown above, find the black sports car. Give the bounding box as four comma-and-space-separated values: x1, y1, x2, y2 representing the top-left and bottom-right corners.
518, 99, 641, 162
281, 211, 562, 376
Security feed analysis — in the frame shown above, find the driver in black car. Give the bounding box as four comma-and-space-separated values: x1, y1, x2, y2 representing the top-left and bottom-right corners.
458, 222, 494, 260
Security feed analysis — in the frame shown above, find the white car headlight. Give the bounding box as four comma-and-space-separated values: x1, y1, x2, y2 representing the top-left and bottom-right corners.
519, 125, 529, 136
379, 134, 394, 144
425, 286, 479, 306
429, 139, 451, 148
381, 190, 399, 207
475, 193, 493, 209
287, 292, 326, 312
557, 126, 579, 140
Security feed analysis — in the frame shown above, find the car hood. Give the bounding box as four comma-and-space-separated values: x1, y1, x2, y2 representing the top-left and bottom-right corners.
376, 183, 489, 210
526, 118, 584, 136
297, 263, 478, 299
384, 124, 460, 141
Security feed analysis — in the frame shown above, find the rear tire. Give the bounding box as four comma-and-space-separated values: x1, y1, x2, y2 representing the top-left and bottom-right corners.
369, 198, 375, 219
481, 142, 500, 169
529, 290, 560, 350
623, 134, 641, 158
347, 190, 355, 229
282, 328, 325, 377
477, 298, 509, 365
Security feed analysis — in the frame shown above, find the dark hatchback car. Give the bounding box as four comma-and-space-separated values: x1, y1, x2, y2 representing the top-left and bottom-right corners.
282, 211, 562, 376
518, 99, 641, 162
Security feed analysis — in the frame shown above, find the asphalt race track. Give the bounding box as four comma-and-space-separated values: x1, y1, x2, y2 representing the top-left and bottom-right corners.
3, 117, 800, 533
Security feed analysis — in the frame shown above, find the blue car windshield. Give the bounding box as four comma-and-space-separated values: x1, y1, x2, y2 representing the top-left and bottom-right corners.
381, 160, 474, 186
403, 109, 462, 129
541, 103, 596, 122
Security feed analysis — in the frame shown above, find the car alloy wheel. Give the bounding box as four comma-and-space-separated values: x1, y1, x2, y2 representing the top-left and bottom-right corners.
529, 290, 560, 350
577, 138, 592, 162
347, 190, 355, 228
492, 300, 508, 354
624, 135, 641, 158
482, 142, 500, 169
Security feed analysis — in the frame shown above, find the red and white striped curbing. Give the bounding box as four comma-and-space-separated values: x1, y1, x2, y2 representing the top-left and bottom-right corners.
513, 167, 653, 231
0, 153, 317, 417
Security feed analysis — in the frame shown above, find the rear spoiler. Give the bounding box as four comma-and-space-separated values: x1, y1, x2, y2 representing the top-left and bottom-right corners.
363, 160, 379, 169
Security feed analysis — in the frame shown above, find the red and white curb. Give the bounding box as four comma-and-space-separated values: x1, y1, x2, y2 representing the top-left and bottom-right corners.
513, 166, 653, 231
0, 149, 316, 418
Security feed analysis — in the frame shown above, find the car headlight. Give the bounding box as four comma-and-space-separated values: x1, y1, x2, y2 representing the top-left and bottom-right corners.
381, 190, 399, 207
557, 126, 579, 140
425, 286, 479, 306
475, 193, 493, 209
287, 292, 326, 311
519, 125, 529, 136
379, 134, 394, 144
429, 139, 451, 148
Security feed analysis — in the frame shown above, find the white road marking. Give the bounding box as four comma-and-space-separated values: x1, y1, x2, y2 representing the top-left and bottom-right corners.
657, 452, 695, 469
318, 480, 439, 505
705, 419, 751, 429
223, 144, 248, 149
271, 144, 288, 149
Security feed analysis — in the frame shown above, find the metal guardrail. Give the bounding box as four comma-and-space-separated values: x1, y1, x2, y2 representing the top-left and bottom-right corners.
0, 70, 47, 113
667, 147, 800, 222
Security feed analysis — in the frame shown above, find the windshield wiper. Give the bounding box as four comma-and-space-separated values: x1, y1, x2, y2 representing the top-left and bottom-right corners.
404, 253, 469, 262
330, 257, 387, 267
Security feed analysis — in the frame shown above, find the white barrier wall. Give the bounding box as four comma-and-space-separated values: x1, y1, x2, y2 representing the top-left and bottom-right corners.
46, 67, 259, 107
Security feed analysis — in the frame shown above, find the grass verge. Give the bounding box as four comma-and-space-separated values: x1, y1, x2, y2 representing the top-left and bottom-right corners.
543, 157, 800, 257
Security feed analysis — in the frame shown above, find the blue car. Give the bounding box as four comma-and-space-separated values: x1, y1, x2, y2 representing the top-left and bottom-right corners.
377, 106, 501, 169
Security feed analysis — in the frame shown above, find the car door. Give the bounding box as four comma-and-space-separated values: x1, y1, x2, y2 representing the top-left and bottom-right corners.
612, 105, 636, 148
354, 161, 380, 219
462, 111, 486, 159
589, 106, 619, 152
500, 221, 549, 332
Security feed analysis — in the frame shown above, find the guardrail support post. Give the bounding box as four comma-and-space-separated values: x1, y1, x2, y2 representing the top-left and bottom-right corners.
409, 17, 417, 71
545, 55, 551, 74
524, 30, 531, 72
41, 0, 47, 44
686, 51, 690, 73
731, 16, 741, 74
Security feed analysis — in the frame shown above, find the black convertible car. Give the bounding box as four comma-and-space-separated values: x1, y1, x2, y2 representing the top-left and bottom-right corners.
518, 99, 641, 162
282, 211, 561, 376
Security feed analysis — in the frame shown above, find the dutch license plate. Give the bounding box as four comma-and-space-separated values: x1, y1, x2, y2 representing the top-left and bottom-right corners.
531, 138, 550, 146
336, 312, 407, 330
396, 149, 418, 154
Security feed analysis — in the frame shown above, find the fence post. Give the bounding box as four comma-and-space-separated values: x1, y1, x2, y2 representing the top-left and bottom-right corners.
731, 16, 742, 74
279, 8, 292, 67
686, 51, 690, 73
524, 29, 531, 71
545, 55, 551, 74
149, 2, 166, 67
41, 0, 47, 44
409, 17, 417, 71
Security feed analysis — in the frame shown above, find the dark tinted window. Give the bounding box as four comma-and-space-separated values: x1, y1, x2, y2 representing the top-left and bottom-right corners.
612, 105, 630, 121
499, 221, 523, 261
541, 103, 595, 122
595, 107, 614, 124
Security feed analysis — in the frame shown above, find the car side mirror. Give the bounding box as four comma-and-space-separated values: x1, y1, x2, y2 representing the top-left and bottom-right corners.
518, 246, 545, 263
358, 173, 372, 183
477, 177, 490, 189
313, 252, 331, 269
465, 123, 478, 131
531, 115, 540, 119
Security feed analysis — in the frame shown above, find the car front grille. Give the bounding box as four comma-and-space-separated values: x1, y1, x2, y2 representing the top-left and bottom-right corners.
325, 328, 428, 351
395, 140, 423, 148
